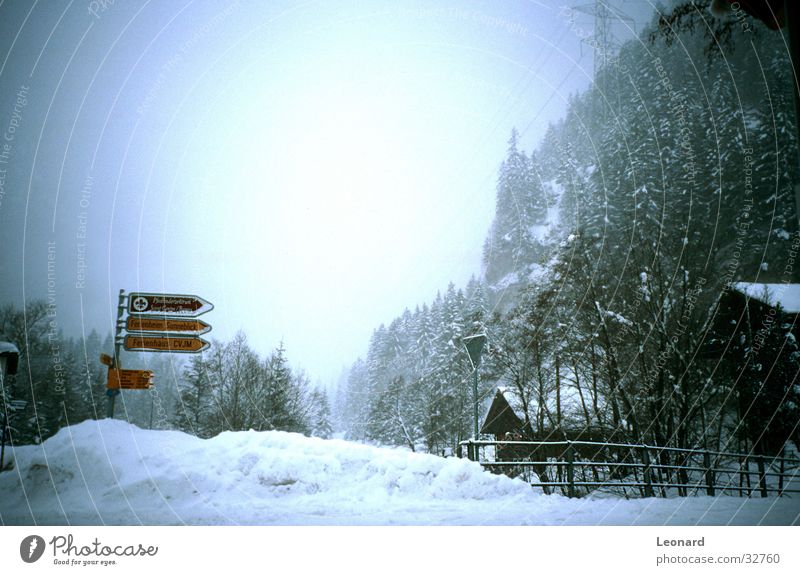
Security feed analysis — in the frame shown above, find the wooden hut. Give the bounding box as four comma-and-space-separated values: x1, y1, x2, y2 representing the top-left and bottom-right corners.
704, 282, 800, 358
707, 282, 800, 454
479, 387, 539, 473
480, 386, 623, 463
480, 387, 531, 439
0, 340, 19, 380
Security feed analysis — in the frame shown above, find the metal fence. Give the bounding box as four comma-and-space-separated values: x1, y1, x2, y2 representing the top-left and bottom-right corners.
458, 439, 800, 499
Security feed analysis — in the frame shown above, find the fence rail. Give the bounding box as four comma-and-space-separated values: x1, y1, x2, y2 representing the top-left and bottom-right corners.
457, 439, 800, 499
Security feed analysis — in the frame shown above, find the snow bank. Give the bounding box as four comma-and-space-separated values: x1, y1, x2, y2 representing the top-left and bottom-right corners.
0, 420, 530, 525
1, 420, 798, 525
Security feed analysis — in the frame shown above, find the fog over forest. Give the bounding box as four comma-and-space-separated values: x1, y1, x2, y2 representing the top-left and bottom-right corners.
1, 0, 799, 533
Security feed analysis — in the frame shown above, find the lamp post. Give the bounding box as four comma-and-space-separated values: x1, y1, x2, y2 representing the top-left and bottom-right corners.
462, 333, 487, 460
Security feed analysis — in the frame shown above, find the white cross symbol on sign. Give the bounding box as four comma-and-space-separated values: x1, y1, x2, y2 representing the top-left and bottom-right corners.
132, 296, 149, 312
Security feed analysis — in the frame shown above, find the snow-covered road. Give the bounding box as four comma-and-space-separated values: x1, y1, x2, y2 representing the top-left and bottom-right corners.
1, 420, 797, 525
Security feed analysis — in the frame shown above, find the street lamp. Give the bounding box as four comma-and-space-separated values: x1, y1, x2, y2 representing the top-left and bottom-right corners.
462, 333, 487, 459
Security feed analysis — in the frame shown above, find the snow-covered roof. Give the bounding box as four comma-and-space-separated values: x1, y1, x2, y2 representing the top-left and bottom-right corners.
731, 282, 800, 314
496, 386, 527, 420
0, 341, 19, 355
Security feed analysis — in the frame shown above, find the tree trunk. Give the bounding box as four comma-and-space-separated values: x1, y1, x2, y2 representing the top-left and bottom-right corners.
555, 354, 562, 434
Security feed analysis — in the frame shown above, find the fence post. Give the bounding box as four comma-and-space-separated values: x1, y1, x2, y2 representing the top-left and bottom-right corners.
738, 456, 745, 497
703, 451, 715, 497
757, 456, 768, 498
678, 451, 689, 497
743, 455, 752, 497
566, 442, 575, 498
779, 449, 785, 497
641, 446, 654, 498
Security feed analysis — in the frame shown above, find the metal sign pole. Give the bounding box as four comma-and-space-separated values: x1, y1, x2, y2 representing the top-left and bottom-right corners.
0, 367, 5, 470
473, 365, 479, 446
107, 289, 126, 419
462, 333, 487, 461
0, 410, 6, 472
149, 389, 154, 429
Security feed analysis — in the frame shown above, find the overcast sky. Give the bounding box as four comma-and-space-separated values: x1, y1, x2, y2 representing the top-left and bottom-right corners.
0, 0, 658, 384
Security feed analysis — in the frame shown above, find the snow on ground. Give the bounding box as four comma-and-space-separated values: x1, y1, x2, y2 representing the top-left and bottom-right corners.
1, 420, 798, 525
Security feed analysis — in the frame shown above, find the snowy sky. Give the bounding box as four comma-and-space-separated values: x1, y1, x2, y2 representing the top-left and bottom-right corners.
0, 0, 657, 384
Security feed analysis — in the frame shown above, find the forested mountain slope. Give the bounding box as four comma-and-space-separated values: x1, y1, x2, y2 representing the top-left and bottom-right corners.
338, 8, 800, 457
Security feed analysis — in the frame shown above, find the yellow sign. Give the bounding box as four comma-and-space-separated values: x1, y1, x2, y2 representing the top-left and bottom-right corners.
126, 316, 211, 335
107, 369, 153, 390
124, 335, 209, 354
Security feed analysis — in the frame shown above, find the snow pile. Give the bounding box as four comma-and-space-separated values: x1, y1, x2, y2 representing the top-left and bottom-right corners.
0, 420, 531, 525
1, 420, 798, 525
208, 428, 529, 502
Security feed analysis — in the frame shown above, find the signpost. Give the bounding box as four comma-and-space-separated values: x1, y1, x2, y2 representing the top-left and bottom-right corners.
105, 289, 214, 420
124, 335, 210, 353
126, 316, 211, 335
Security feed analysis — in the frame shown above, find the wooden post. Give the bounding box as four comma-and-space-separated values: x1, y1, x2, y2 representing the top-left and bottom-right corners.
779, 449, 785, 497
757, 456, 768, 498
566, 442, 576, 498
641, 446, 654, 498
703, 451, 715, 497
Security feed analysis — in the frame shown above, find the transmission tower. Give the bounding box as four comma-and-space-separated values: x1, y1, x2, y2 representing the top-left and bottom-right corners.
571, 1, 635, 119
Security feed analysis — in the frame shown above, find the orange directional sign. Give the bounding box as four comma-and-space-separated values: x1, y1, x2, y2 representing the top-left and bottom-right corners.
124, 335, 210, 354
126, 316, 211, 335
107, 369, 154, 390
128, 292, 213, 316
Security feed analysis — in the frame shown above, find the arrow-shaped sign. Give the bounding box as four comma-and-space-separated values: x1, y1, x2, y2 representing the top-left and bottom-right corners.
127, 292, 213, 317
126, 316, 212, 335
124, 335, 210, 354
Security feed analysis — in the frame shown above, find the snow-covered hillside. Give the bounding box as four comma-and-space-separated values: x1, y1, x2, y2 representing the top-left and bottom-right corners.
0, 420, 797, 525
